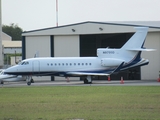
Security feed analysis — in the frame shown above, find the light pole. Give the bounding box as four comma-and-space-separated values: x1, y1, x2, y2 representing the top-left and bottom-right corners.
0, 0, 3, 68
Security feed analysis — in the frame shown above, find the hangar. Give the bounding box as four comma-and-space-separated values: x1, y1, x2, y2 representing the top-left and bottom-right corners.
22, 21, 160, 81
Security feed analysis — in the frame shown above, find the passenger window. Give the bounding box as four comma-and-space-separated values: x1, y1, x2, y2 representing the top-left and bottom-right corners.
66, 63, 68, 66
59, 63, 61, 66
78, 63, 80, 65
86, 63, 88, 65
89, 63, 91, 65
62, 63, 64, 66
51, 63, 53, 66
55, 63, 57, 66
82, 63, 84, 65
70, 63, 72, 66
74, 63, 76, 65
47, 63, 49, 66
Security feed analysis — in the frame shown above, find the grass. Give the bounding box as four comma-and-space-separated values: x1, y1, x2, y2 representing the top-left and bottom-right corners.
0, 86, 160, 120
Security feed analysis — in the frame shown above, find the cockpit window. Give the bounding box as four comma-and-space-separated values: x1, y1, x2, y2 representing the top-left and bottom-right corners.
0, 70, 4, 75
0, 71, 3, 75
21, 62, 25, 65
25, 62, 29, 65
19, 61, 29, 65
18, 62, 22, 65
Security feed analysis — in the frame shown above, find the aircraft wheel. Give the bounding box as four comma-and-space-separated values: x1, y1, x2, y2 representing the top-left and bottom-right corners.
84, 78, 88, 84
31, 79, 34, 83
84, 76, 92, 84
0, 81, 4, 84
83, 79, 87, 84
27, 82, 31, 86
88, 81, 92, 84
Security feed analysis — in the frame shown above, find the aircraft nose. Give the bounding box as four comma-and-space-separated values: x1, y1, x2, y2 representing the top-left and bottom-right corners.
4, 66, 17, 74
4, 69, 10, 74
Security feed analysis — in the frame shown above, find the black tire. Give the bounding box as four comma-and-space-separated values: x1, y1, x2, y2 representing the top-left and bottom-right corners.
27, 82, 31, 86
84, 78, 88, 84
31, 79, 34, 83
0, 81, 4, 84
88, 81, 92, 84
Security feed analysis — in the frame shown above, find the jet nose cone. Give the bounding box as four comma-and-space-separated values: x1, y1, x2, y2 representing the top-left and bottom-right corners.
4, 69, 9, 74
4, 66, 15, 74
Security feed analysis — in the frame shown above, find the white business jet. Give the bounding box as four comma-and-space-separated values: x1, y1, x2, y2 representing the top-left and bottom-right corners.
0, 69, 26, 84
4, 27, 154, 85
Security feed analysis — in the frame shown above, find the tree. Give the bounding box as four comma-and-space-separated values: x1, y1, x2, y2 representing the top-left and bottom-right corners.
2, 23, 23, 41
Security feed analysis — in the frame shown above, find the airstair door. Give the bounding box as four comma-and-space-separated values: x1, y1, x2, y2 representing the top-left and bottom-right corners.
32, 60, 40, 74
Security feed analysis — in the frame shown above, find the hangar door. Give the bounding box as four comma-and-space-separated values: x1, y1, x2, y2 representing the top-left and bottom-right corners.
80, 33, 141, 80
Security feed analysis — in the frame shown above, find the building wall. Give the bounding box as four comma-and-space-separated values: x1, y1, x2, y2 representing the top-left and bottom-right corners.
54, 35, 80, 80
25, 36, 51, 81
141, 32, 160, 80
3, 48, 21, 54
2, 32, 12, 41
10, 56, 22, 66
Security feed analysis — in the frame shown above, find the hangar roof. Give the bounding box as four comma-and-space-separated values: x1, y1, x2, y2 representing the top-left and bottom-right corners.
22, 21, 160, 36
2, 32, 12, 41
108, 21, 160, 28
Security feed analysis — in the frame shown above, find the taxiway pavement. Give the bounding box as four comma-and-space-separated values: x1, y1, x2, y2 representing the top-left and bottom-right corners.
1, 80, 160, 87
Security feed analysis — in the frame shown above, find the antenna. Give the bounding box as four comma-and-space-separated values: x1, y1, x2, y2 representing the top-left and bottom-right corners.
56, 0, 58, 27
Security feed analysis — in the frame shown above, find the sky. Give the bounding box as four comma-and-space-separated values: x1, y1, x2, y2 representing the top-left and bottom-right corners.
1, 0, 160, 31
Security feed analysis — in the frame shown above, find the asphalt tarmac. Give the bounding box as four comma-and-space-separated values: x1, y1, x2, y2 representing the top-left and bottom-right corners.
1, 80, 160, 87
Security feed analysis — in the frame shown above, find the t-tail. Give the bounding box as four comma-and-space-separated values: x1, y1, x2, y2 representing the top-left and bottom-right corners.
121, 27, 155, 70
97, 27, 155, 70
121, 27, 148, 50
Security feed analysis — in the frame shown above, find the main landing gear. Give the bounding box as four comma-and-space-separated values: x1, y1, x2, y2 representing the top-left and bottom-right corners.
0, 81, 4, 85
84, 76, 92, 84
27, 76, 34, 86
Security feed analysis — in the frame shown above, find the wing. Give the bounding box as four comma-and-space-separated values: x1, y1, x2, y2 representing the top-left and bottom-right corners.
66, 72, 110, 76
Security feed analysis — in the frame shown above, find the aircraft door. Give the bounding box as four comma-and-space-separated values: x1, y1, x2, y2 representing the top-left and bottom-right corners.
32, 60, 40, 74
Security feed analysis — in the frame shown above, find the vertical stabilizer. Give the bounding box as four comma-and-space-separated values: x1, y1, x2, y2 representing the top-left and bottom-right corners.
121, 27, 148, 50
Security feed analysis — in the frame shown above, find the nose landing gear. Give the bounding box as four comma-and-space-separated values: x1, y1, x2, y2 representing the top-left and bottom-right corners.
27, 76, 34, 86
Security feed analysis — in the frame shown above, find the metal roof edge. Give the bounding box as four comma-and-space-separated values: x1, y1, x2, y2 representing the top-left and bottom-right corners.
22, 21, 90, 34
22, 21, 160, 35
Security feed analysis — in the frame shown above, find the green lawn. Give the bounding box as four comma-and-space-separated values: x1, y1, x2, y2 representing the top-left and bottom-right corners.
0, 86, 160, 120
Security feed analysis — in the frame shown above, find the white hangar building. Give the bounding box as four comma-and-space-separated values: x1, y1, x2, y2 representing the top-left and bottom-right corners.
22, 21, 160, 81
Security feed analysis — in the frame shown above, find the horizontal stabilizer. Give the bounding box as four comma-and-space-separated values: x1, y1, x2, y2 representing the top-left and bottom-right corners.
126, 48, 156, 51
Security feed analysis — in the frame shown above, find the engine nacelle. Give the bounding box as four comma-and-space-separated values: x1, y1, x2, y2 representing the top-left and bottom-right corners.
101, 58, 124, 67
